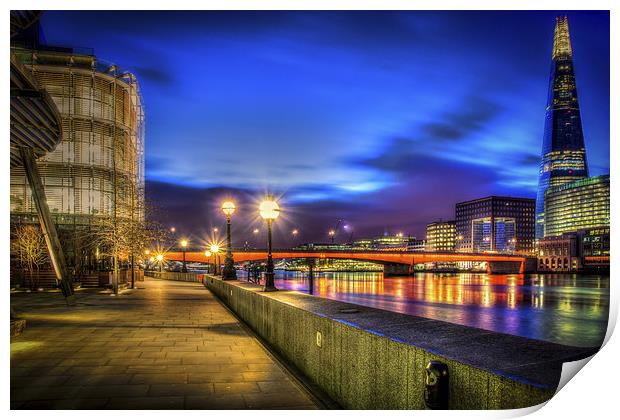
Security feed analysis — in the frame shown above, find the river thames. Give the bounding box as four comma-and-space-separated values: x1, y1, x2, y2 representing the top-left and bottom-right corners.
235, 270, 609, 348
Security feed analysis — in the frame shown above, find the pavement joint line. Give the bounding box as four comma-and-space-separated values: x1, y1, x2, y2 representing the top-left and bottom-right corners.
11, 278, 318, 410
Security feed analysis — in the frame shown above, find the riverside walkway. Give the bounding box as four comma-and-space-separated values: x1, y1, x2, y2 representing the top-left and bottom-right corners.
10, 277, 318, 409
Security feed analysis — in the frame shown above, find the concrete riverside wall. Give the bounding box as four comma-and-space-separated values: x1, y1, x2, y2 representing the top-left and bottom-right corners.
203, 276, 571, 410
145, 271, 202, 282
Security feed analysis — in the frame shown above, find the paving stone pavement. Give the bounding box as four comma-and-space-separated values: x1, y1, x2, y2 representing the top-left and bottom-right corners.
10, 277, 319, 410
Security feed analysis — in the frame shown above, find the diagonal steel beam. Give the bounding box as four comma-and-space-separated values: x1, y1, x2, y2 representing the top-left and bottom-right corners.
18, 146, 75, 305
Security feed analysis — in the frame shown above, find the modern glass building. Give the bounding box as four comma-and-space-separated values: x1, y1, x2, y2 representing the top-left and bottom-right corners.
544, 175, 609, 237
535, 16, 589, 239
10, 26, 144, 271
425, 220, 456, 251
456, 196, 535, 254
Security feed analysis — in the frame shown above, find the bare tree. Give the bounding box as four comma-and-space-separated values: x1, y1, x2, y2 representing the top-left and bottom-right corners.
92, 186, 170, 291
12, 225, 49, 290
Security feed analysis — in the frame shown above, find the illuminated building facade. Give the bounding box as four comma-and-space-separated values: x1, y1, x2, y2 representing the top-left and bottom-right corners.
10, 27, 144, 269
537, 233, 579, 272
538, 226, 609, 272
407, 238, 426, 252
425, 220, 456, 251
544, 175, 609, 237
535, 16, 589, 239
580, 226, 610, 257
456, 196, 535, 254
352, 234, 412, 250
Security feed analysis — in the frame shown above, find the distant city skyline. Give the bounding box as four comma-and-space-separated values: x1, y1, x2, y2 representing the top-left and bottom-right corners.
39, 10, 610, 243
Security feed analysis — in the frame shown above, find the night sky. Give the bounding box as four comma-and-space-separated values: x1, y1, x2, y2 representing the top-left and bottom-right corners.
39, 11, 609, 247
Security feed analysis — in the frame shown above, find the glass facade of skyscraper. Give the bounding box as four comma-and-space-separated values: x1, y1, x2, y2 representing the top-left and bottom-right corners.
456, 196, 535, 254
425, 220, 456, 251
535, 16, 589, 239
544, 175, 609, 237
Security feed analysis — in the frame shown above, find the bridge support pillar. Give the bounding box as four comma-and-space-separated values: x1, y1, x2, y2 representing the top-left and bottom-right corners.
383, 263, 413, 277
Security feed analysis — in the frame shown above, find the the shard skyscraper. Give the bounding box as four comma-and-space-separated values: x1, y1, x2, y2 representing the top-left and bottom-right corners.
535, 16, 589, 239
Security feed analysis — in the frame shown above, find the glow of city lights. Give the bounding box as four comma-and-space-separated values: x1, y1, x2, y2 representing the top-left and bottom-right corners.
156, 254, 163, 261
253, 228, 259, 234
210, 244, 219, 254
170, 227, 176, 233
180, 239, 188, 248
397, 232, 403, 238
149, 256, 155, 262
205, 250, 212, 257
213, 227, 219, 233
221, 201, 236, 216
328, 229, 336, 236
144, 249, 150, 255
259, 199, 280, 220
292, 229, 299, 236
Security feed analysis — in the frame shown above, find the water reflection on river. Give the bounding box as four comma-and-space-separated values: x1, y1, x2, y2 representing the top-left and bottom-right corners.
241, 270, 609, 348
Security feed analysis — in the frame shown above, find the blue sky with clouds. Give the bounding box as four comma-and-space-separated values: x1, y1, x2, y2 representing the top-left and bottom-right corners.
39, 10, 609, 243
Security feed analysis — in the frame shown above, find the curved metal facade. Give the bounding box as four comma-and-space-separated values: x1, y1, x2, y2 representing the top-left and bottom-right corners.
10, 48, 144, 224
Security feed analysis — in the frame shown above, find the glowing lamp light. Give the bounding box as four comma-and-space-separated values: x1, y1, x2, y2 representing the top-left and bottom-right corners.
205, 250, 212, 258
149, 256, 155, 262
259, 199, 280, 220
213, 227, 219, 233
210, 244, 219, 254
221, 201, 236, 216
144, 249, 150, 255
253, 228, 259, 234
292, 229, 299, 236
180, 239, 188, 248
170, 227, 176, 233
156, 254, 164, 261
328, 229, 336, 236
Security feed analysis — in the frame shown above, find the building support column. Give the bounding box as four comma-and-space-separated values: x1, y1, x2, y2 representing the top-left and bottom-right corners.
19, 146, 75, 305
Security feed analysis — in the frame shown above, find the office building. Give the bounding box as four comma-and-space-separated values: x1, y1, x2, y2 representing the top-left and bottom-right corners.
544, 175, 609, 237
456, 196, 535, 254
538, 226, 609, 272
426, 220, 456, 251
10, 24, 144, 270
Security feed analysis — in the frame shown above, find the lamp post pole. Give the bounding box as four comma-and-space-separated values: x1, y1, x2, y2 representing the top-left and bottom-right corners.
221, 201, 237, 280
210, 244, 220, 275
265, 219, 276, 291
181, 240, 188, 273
259, 198, 279, 292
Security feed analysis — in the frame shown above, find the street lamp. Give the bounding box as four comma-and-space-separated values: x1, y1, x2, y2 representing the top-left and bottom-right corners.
328, 229, 336, 244
156, 254, 164, 272
205, 250, 212, 273
210, 244, 220, 275
259, 198, 280, 291
180, 239, 189, 272
221, 201, 237, 280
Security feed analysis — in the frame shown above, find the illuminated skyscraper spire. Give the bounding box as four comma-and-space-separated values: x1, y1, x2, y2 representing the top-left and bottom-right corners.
535, 16, 588, 239
552, 16, 572, 59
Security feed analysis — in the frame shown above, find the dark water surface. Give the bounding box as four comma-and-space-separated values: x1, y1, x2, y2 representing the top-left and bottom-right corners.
238, 270, 609, 348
